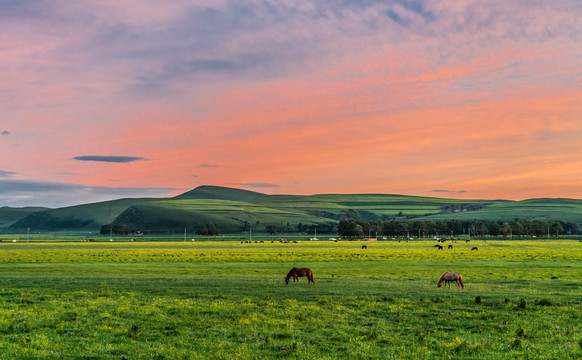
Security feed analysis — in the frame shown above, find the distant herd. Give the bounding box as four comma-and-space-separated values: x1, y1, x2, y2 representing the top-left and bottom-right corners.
268, 239, 485, 289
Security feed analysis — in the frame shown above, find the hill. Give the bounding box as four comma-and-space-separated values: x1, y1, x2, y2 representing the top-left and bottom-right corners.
5, 185, 582, 233
0, 206, 49, 228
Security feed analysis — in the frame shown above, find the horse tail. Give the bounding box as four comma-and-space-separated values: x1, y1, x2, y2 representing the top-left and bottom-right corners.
458, 275, 465, 289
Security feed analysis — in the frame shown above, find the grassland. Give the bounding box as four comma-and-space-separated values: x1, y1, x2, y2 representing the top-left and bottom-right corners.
0, 239, 580, 359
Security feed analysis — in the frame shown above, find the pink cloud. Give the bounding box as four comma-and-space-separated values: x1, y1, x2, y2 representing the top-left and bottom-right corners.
2, 1, 582, 205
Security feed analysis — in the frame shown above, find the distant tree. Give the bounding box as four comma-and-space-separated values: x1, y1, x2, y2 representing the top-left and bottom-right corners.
198, 222, 218, 236
477, 221, 488, 236
370, 221, 383, 236
550, 221, 564, 237
487, 221, 501, 237
101, 223, 133, 235
501, 222, 512, 237
436, 220, 449, 235
411, 220, 428, 238
397, 222, 409, 237
425, 221, 437, 235
532, 220, 549, 237
560, 221, 578, 235
450, 220, 463, 236
338, 220, 364, 238
519, 219, 533, 236
265, 225, 278, 235
511, 220, 525, 237
296, 223, 303, 232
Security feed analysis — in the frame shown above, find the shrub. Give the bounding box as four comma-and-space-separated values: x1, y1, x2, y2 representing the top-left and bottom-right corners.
535, 298, 553, 306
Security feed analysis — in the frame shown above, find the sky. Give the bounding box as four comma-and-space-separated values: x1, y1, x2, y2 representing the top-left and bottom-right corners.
1, 0, 582, 208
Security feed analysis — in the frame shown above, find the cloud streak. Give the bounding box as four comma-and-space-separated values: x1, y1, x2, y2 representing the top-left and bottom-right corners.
231, 182, 280, 189
0, 170, 17, 178
73, 156, 147, 163
432, 190, 467, 194
0, 179, 178, 208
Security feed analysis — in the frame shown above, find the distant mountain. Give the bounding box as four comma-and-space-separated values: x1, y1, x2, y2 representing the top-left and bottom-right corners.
0, 206, 49, 228
5, 185, 582, 233
175, 185, 268, 201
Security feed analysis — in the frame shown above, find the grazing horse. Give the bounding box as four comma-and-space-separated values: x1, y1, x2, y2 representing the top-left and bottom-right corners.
434, 245, 443, 250
285, 267, 314, 285
362, 245, 367, 249
437, 272, 465, 289
471, 247, 478, 251
448, 245, 453, 249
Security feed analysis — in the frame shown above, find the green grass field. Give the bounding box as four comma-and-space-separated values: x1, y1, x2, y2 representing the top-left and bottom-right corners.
0, 240, 580, 359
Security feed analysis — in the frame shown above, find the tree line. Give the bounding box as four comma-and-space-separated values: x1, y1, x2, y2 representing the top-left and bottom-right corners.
336, 218, 578, 238
102, 218, 578, 238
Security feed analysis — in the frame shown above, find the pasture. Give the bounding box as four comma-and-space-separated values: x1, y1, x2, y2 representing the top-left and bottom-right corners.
0, 239, 580, 359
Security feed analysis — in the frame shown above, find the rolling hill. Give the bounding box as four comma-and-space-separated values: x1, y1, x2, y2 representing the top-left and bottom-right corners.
0, 206, 49, 228
5, 185, 582, 233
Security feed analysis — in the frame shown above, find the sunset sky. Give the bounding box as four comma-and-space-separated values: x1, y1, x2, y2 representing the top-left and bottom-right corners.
1, 1, 582, 207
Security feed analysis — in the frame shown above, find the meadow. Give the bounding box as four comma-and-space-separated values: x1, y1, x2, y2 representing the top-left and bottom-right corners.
0, 239, 580, 359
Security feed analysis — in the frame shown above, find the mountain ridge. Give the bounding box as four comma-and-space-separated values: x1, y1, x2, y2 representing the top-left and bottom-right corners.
4, 185, 582, 232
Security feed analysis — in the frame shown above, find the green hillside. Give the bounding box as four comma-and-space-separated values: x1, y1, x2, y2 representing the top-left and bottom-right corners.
5, 185, 582, 233
7, 198, 157, 231
0, 206, 49, 228
419, 198, 582, 225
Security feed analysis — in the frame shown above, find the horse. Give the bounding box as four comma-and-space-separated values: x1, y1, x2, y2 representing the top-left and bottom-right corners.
471, 247, 478, 251
362, 245, 367, 249
434, 244, 443, 250
448, 245, 453, 249
437, 272, 465, 289
285, 267, 314, 285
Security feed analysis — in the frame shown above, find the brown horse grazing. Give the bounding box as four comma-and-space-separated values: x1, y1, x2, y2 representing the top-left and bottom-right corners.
437, 272, 465, 289
285, 267, 314, 285
471, 247, 478, 251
